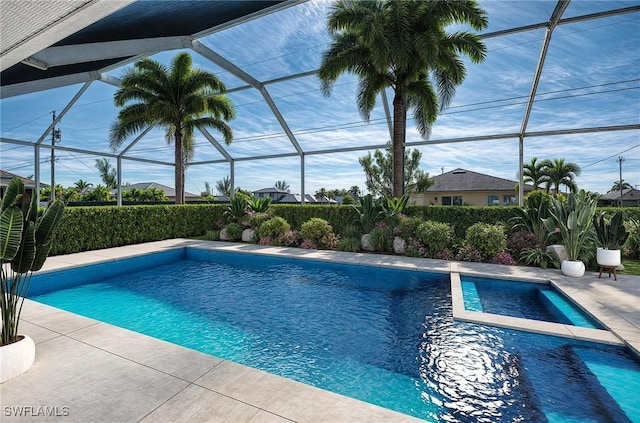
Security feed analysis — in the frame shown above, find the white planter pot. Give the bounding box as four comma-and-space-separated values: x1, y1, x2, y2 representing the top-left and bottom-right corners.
596, 248, 621, 267
561, 260, 585, 277
0, 335, 35, 383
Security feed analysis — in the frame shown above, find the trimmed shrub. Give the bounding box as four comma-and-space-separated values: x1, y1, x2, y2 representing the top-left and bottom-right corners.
258, 216, 291, 240
416, 221, 454, 258
225, 223, 243, 241
300, 218, 338, 250
463, 222, 507, 261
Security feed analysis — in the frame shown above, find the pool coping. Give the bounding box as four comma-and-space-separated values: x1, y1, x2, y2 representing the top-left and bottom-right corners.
2, 239, 639, 423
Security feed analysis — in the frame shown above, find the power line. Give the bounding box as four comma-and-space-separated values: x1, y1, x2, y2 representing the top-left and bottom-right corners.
582, 144, 640, 169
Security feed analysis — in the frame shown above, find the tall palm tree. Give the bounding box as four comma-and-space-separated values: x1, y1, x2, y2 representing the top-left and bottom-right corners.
74, 179, 93, 194
319, 0, 487, 197
315, 187, 329, 202
610, 180, 633, 192
522, 157, 551, 190
216, 176, 232, 198
95, 158, 117, 189
274, 180, 290, 192
110, 52, 235, 204
545, 158, 581, 194
349, 185, 361, 199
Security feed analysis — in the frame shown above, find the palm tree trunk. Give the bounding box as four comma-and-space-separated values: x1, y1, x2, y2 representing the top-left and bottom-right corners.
175, 128, 184, 205
392, 93, 406, 198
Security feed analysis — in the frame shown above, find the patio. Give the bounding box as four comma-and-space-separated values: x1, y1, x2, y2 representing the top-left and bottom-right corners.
1, 239, 639, 422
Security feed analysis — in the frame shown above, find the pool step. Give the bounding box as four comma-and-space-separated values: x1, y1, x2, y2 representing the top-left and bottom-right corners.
573, 347, 639, 423
461, 281, 483, 312
521, 344, 632, 423
537, 289, 599, 329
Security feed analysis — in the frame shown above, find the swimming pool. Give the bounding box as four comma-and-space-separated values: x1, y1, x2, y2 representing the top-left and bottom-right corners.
30, 248, 640, 422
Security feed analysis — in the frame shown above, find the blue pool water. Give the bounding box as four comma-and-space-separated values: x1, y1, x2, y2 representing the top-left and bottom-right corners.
461, 276, 604, 329
30, 249, 640, 422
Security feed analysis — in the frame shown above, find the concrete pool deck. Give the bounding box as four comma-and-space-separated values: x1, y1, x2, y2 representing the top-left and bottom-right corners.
1, 239, 639, 422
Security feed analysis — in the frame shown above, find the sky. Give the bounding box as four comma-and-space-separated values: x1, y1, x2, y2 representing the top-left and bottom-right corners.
1, 0, 639, 198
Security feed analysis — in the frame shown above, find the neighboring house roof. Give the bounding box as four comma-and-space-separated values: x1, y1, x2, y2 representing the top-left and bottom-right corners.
599, 188, 640, 201
114, 182, 200, 198
315, 195, 337, 204
427, 168, 533, 192
277, 194, 317, 204
253, 187, 289, 194
0, 169, 48, 188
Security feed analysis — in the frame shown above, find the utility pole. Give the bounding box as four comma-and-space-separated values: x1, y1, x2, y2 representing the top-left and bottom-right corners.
617, 156, 624, 207
50, 111, 62, 203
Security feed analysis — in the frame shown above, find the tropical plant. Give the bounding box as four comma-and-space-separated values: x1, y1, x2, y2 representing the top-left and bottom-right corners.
369, 224, 393, 252
352, 194, 383, 233
544, 158, 581, 194
110, 52, 235, 204
510, 191, 554, 248
274, 180, 290, 192
95, 158, 117, 189
337, 237, 361, 252
593, 211, 629, 250
216, 176, 232, 198
359, 146, 433, 198
320, 0, 487, 197
224, 195, 247, 223
382, 194, 409, 219
609, 180, 633, 192
520, 247, 559, 269
522, 157, 551, 190
247, 198, 271, 213
1, 177, 65, 345
542, 190, 598, 261
624, 218, 640, 259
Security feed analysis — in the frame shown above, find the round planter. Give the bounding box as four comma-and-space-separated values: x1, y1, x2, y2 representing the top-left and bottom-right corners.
561, 260, 585, 277
0, 334, 35, 383
596, 248, 621, 267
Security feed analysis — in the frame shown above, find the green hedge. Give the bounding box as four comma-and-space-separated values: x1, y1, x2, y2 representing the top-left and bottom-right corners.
48, 203, 640, 256
50, 205, 226, 255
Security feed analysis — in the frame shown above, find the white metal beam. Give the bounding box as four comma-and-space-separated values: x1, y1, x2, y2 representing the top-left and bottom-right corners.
27, 37, 191, 68
36, 81, 92, 145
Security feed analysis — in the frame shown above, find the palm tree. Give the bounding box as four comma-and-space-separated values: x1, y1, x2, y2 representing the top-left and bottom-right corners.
74, 179, 93, 194
610, 180, 633, 192
274, 180, 290, 192
216, 176, 232, 197
95, 158, 117, 189
109, 52, 235, 204
522, 157, 551, 190
319, 0, 487, 198
315, 187, 329, 202
544, 158, 581, 194
349, 185, 361, 199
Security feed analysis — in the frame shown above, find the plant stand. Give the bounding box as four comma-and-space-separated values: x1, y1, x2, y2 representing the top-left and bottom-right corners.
598, 265, 617, 281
